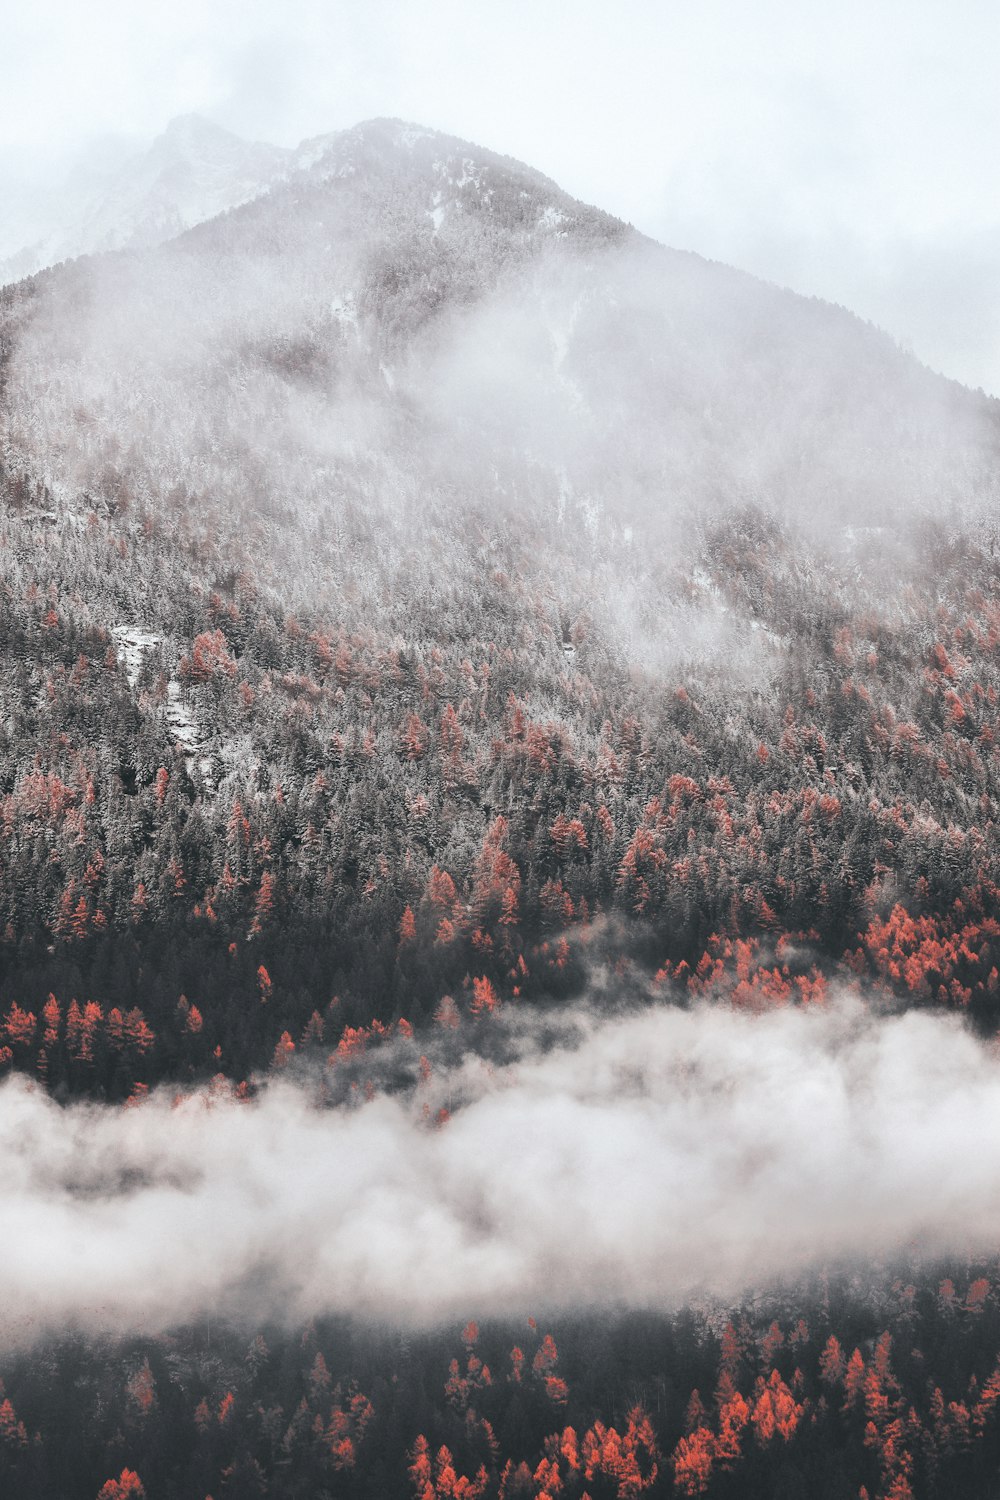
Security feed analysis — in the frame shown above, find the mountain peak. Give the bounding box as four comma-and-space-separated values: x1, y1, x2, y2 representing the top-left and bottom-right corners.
291, 117, 432, 172
291, 116, 570, 208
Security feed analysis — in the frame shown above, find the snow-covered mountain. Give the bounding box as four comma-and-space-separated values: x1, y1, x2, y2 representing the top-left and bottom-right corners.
0, 115, 292, 281
1, 114, 626, 290
1, 116, 996, 640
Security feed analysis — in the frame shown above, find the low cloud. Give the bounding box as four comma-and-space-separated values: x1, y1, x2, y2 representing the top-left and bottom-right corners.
2, 997, 999, 1342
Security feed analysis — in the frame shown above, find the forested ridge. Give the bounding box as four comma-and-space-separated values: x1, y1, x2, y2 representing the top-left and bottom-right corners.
0, 118, 998, 1498
0, 487, 994, 1098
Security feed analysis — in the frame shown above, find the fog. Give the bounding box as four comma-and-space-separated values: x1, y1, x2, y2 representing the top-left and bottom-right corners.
415, 242, 998, 537
6, 144, 995, 649
4, 1, 1000, 390
2, 998, 1000, 1343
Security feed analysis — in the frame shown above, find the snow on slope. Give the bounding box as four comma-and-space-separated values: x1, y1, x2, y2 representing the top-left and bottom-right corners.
0, 115, 605, 289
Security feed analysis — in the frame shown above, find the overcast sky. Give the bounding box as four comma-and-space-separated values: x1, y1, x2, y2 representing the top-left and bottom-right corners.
3, 0, 999, 392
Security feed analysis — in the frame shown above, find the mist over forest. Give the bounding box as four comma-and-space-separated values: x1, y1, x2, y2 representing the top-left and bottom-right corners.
0, 114, 997, 1500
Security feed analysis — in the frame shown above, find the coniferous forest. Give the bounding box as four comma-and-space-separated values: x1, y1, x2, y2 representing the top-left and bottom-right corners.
0, 117, 997, 1498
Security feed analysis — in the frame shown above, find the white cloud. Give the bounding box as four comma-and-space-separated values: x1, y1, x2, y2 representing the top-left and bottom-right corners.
3, 998, 1000, 1343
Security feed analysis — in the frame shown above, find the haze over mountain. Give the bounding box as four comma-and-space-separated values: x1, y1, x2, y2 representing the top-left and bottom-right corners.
3, 118, 997, 633
0, 113, 292, 283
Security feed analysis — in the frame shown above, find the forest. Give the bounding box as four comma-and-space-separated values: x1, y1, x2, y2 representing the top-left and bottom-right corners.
3, 1267, 1000, 1497
0, 487, 993, 1100
0, 119, 997, 1497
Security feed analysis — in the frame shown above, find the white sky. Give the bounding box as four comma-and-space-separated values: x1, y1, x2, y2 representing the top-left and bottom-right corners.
3, 0, 999, 392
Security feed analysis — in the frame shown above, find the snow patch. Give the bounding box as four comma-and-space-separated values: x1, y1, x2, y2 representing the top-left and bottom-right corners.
166, 680, 206, 756
427, 192, 447, 233
454, 158, 479, 190
538, 205, 569, 232
111, 627, 163, 691
112, 626, 214, 782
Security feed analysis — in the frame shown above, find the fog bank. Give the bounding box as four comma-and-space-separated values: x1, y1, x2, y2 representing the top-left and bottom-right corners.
2, 998, 999, 1342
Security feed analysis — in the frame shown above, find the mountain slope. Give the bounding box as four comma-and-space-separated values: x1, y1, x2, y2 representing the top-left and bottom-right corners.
0, 118, 998, 1500
3, 117, 996, 601
0, 119, 995, 1100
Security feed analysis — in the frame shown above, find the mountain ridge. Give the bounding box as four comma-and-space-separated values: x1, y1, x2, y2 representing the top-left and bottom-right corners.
1, 113, 599, 287
1, 114, 996, 596
5, 110, 997, 421
0, 112, 292, 281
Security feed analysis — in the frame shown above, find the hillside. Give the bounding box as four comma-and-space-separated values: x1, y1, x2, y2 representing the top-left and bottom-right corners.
0, 118, 998, 1500
0, 113, 996, 1076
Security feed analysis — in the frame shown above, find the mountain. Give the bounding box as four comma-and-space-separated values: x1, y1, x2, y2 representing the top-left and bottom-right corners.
0, 113, 594, 285
0, 116, 998, 1500
0, 113, 995, 1045
0, 113, 292, 281
4, 118, 996, 594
